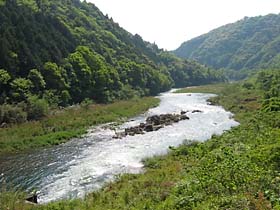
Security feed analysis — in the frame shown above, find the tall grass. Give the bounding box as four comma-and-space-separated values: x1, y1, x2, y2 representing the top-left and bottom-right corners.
0, 97, 159, 153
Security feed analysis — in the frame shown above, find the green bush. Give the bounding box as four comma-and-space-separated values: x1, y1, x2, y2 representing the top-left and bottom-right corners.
26, 96, 49, 120
242, 81, 254, 90
80, 98, 93, 109
262, 97, 280, 112
43, 90, 60, 107
60, 90, 71, 106
0, 104, 27, 124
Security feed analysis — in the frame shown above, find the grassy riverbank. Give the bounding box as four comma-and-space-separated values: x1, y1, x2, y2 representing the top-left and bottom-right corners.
2, 78, 280, 209
0, 97, 159, 154
176, 83, 263, 122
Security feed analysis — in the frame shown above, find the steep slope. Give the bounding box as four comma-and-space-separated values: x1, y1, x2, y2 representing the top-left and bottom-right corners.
0, 0, 225, 109
174, 14, 280, 71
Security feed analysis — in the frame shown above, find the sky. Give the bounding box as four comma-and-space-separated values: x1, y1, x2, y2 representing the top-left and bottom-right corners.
88, 0, 280, 50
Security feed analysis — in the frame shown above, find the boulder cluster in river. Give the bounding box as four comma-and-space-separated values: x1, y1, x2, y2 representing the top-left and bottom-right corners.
113, 111, 191, 139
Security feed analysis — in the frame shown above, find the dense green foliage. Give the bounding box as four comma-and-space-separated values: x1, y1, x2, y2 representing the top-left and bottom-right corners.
1, 70, 279, 209
160, 52, 225, 87
256, 70, 280, 112
174, 14, 280, 76
0, 0, 226, 125
0, 97, 159, 153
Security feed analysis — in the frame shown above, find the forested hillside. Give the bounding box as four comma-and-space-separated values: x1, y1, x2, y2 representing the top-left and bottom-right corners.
174, 14, 280, 72
0, 0, 225, 124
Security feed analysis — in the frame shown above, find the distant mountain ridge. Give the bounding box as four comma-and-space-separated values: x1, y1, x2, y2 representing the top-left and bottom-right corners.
174, 14, 280, 71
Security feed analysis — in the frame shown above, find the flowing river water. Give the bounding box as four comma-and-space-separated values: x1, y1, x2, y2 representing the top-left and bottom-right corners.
0, 91, 239, 203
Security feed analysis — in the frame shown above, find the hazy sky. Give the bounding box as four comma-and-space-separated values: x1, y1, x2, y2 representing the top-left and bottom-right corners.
88, 0, 280, 50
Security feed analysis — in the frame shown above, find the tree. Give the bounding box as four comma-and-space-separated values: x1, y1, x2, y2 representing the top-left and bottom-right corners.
35, 0, 42, 11
0, 69, 11, 88
28, 69, 46, 92
10, 78, 33, 101
0, 69, 11, 103
42, 62, 68, 90
66, 47, 95, 102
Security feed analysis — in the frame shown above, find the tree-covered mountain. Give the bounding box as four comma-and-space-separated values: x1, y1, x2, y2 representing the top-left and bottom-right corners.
0, 0, 225, 118
174, 14, 280, 72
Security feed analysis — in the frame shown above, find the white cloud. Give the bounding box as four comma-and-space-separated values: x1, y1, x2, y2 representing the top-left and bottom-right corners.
88, 0, 280, 50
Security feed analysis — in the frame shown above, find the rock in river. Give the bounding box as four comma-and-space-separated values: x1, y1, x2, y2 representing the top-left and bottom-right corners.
113, 112, 190, 139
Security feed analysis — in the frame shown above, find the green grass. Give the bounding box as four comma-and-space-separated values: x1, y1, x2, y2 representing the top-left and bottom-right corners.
0, 97, 159, 154
178, 83, 263, 122
175, 83, 231, 94
2, 83, 280, 210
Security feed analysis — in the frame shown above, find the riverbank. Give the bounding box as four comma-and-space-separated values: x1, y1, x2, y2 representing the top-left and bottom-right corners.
2, 82, 280, 210
175, 83, 262, 122
1, 89, 236, 203
0, 97, 159, 154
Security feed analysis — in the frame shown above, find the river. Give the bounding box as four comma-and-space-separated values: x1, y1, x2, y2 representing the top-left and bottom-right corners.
0, 91, 239, 203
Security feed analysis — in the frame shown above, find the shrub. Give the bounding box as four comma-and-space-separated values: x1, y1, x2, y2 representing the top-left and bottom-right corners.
43, 90, 60, 107
26, 96, 49, 120
242, 82, 254, 90
0, 104, 27, 124
60, 90, 71, 106
80, 98, 93, 109
262, 97, 280, 112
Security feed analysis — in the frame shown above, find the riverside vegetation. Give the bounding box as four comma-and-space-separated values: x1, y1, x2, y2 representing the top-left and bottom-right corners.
0, 97, 159, 153
1, 70, 279, 209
